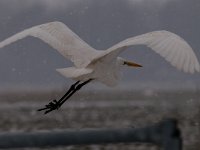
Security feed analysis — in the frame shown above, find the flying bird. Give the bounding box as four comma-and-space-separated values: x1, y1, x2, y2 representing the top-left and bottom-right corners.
0, 21, 199, 114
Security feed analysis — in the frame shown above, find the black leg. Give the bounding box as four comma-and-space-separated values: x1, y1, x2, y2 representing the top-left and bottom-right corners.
58, 79, 93, 107
38, 79, 93, 114
55, 81, 80, 104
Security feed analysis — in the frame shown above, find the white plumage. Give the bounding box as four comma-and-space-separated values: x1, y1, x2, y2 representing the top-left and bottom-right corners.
0, 21, 199, 86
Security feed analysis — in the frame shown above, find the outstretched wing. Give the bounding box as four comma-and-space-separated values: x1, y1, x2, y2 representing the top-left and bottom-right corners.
101, 30, 200, 73
0, 21, 98, 68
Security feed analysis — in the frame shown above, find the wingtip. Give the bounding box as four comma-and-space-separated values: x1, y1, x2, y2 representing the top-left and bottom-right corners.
187, 65, 200, 74
196, 66, 200, 73
195, 61, 200, 73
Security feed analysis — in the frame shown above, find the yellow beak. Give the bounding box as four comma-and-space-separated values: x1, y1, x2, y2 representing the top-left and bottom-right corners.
124, 61, 142, 67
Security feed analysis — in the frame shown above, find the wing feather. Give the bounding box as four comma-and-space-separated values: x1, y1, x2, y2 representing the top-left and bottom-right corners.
0, 21, 98, 68
103, 30, 200, 73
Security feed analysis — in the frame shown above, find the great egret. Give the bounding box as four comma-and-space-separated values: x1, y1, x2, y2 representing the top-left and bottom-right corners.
0, 21, 199, 114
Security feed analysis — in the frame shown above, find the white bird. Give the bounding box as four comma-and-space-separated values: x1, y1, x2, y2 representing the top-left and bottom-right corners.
0, 21, 199, 113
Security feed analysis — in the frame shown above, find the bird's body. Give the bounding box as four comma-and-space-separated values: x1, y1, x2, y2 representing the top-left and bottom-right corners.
56, 55, 123, 86
0, 21, 199, 113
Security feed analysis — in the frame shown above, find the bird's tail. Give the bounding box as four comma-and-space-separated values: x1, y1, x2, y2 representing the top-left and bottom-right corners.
56, 67, 93, 80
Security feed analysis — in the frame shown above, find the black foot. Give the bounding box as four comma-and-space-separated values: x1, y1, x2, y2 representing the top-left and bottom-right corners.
38, 79, 93, 114
37, 99, 61, 114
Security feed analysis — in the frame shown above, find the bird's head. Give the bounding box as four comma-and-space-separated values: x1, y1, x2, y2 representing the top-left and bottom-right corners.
117, 57, 142, 68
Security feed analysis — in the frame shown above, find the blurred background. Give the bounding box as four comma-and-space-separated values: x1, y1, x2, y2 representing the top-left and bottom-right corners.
0, 0, 199, 150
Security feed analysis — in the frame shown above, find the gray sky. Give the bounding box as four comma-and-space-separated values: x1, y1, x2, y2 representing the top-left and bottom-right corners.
0, 0, 199, 91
